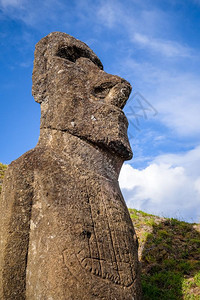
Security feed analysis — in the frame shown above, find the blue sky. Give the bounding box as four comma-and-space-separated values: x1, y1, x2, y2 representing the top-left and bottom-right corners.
1, 0, 200, 222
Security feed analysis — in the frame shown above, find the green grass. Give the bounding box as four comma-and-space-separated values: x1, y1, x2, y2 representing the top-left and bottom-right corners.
129, 208, 155, 218
142, 271, 183, 300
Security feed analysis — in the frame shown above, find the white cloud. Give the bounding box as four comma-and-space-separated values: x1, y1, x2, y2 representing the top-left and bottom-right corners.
154, 145, 200, 178
121, 58, 200, 137
96, 1, 193, 58
132, 32, 192, 57
97, 1, 118, 28
96, 0, 168, 36
0, 0, 68, 27
119, 146, 200, 223
194, 177, 200, 195
0, 0, 24, 8
155, 73, 200, 137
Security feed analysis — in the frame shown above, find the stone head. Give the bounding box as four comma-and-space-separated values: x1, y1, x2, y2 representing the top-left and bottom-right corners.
32, 32, 132, 160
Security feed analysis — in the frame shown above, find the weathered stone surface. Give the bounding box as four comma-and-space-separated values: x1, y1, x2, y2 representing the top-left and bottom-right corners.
0, 32, 141, 299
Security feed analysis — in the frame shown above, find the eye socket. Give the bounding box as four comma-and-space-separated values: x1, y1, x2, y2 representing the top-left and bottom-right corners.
93, 82, 115, 99
56, 46, 85, 62
56, 45, 103, 69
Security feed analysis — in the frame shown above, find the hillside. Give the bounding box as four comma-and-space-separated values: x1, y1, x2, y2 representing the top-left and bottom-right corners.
0, 163, 199, 299
129, 209, 200, 299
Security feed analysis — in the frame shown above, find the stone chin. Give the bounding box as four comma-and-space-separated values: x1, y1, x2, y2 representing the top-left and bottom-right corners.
88, 104, 133, 161
106, 136, 133, 161
40, 94, 133, 161
79, 108, 133, 161
106, 123, 133, 161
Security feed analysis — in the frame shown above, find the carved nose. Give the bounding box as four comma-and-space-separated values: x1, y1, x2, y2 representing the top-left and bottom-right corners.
104, 80, 132, 109
92, 73, 132, 109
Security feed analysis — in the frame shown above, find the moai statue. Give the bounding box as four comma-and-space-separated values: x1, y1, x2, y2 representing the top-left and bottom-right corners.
0, 32, 141, 300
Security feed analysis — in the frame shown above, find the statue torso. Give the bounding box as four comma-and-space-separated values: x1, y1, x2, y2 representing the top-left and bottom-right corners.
24, 146, 139, 299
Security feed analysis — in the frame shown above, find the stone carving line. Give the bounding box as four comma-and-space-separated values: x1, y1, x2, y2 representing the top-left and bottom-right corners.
70, 184, 136, 287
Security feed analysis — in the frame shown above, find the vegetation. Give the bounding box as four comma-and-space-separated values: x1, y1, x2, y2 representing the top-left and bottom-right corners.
0, 164, 199, 298
129, 208, 200, 299
0, 163, 7, 194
